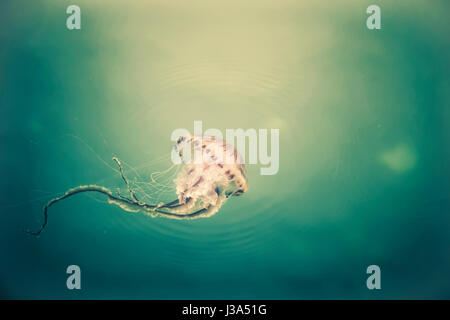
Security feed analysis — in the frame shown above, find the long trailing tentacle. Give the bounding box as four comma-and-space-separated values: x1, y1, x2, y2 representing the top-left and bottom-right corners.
26, 157, 208, 236
26, 185, 140, 236
150, 207, 209, 218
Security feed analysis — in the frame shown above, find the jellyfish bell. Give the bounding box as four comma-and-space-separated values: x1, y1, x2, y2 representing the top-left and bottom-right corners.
27, 134, 248, 235
171, 133, 248, 219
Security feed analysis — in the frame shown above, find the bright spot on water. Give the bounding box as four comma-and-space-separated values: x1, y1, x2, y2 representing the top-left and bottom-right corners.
379, 144, 417, 173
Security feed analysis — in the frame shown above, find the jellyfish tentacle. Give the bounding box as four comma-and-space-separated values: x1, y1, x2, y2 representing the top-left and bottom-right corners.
26, 186, 188, 235
116, 188, 133, 202
113, 157, 141, 204
149, 207, 209, 219
158, 199, 182, 208
26, 185, 142, 236
28, 136, 249, 235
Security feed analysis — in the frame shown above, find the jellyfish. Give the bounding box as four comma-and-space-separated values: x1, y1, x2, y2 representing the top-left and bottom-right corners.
27, 134, 248, 235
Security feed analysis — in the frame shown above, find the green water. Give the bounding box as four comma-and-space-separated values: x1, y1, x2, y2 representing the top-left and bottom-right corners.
1, 0, 449, 299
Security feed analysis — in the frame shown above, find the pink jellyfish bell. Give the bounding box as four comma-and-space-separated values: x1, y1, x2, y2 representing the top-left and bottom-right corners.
170, 133, 248, 219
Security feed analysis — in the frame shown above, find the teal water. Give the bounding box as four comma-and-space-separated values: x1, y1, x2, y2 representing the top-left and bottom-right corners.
1, 0, 449, 299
